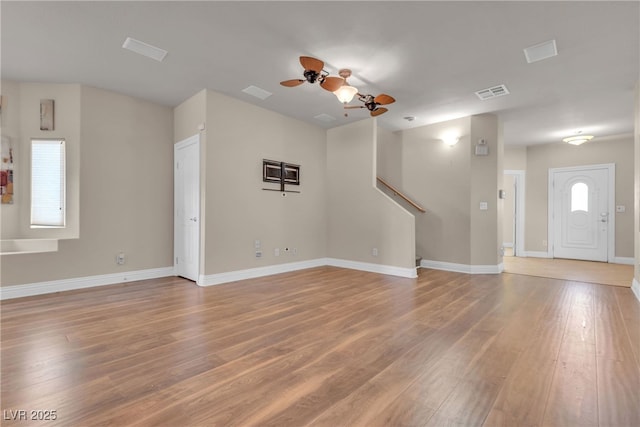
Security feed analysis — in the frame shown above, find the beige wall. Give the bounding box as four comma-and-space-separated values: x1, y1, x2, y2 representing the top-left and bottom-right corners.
470, 114, 502, 266
0, 81, 81, 240
395, 115, 501, 267
1, 85, 174, 286
203, 90, 327, 275
327, 119, 415, 269
400, 117, 472, 264
525, 136, 635, 257
377, 126, 402, 185
504, 146, 527, 171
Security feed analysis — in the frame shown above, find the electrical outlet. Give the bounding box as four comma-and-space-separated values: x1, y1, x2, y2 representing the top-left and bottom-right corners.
255, 251, 262, 258
116, 252, 125, 265
274, 248, 280, 257
372, 247, 378, 257
255, 240, 261, 249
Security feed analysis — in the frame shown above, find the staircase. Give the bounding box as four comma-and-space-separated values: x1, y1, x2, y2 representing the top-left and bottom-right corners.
376, 176, 425, 270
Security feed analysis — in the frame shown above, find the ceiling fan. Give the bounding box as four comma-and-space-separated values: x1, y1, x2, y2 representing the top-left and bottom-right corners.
344, 93, 396, 117
335, 68, 395, 117
280, 56, 343, 92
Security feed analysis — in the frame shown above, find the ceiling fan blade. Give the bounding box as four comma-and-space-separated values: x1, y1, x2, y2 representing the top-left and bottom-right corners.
280, 79, 305, 87
300, 56, 324, 73
374, 94, 395, 105
320, 77, 344, 92
344, 105, 365, 109
371, 108, 388, 117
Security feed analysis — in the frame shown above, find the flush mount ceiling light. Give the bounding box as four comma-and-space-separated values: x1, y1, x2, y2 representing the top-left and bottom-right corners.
333, 69, 359, 104
563, 134, 594, 145
122, 37, 168, 62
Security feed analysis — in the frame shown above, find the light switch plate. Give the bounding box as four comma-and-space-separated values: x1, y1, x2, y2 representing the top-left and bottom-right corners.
480, 202, 488, 210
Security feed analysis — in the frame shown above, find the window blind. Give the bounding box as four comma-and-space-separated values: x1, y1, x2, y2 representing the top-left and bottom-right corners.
31, 139, 65, 227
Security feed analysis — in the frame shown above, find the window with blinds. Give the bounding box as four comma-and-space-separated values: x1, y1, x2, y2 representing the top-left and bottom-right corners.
31, 139, 66, 228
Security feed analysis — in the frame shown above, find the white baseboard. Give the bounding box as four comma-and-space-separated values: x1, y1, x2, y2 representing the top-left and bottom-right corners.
420, 259, 503, 274
524, 251, 552, 258
325, 258, 417, 279
632, 278, 640, 303
612, 257, 634, 265
199, 259, 327, 286
200, 258, 418, 286
0, 267, 175, 300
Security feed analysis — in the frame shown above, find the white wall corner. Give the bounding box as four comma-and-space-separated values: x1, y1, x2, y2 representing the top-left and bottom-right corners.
632, 278, 640, 303
612, 257, 635, 265
420, 259, 502, 274
0, 267, 175, 300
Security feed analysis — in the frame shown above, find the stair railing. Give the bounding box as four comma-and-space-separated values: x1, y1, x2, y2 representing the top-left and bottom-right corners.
376, 177, 426, 213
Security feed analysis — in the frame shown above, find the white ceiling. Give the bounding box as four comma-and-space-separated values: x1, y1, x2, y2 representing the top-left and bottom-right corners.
2, 1, 638, 146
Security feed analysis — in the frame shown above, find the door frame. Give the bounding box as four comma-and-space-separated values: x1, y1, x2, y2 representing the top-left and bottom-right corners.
547, 163, 615, 262
504, 170, 525, 257
174, 134, 201, 283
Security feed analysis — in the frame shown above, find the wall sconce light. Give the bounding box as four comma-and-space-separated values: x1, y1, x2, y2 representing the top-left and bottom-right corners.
442, 136, 459, 146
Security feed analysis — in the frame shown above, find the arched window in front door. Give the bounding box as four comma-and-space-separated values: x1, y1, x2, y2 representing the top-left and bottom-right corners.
571, 182, 589, 212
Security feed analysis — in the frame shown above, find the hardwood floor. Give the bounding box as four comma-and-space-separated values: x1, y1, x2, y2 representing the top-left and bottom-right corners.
1, 267, 639, 426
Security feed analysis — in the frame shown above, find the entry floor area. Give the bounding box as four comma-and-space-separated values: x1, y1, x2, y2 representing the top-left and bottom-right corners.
2, 267, 639, 426
503, 254, 634, 288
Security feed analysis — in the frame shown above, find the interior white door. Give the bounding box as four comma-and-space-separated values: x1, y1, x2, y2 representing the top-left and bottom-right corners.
552, 167, 609, 262
174, 135, 200, 282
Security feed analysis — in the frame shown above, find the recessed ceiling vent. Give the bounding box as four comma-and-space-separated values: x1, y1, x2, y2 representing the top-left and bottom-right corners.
475, 84, 510, 101
122, 37, 167, 62
242, 85, 272, 100
524, 39, 558, 64
314, 113, 336, 123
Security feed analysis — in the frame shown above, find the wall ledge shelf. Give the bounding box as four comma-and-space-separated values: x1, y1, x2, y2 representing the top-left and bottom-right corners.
0, 239, 58, 255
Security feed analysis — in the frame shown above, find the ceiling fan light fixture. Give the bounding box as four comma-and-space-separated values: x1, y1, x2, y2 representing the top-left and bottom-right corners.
334, 85, 359, 104
334, 68, 359, 104
562, 134, 594, 145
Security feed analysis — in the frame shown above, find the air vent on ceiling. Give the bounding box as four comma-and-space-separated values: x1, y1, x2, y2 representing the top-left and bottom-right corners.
524, 39, 558, 64
314, 113, 336, 123
475, 84, 510, 101
242, 85, 272, 100
122, 37, 167, 62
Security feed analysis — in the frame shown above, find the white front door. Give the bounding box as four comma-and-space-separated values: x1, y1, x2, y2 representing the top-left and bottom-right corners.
174, 135, 200, 282
551, 165, 612, 262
